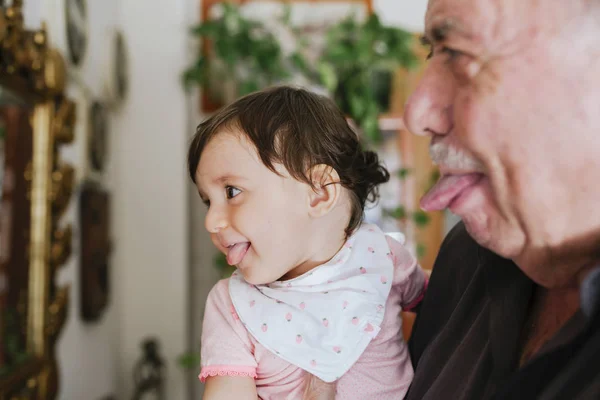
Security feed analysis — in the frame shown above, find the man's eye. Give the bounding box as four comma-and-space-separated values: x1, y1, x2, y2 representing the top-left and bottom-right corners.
441, 47, 461, 62
426, 46, 461, 62
420, 36, 433, 60
226, 186, 241, 199
426, 46, 434, 60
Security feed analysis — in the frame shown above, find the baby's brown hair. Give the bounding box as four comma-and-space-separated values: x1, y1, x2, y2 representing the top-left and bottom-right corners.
188, 86, 390, 237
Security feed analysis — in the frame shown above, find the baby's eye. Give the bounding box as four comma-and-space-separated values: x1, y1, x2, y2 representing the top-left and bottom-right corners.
226, 186, 241, 199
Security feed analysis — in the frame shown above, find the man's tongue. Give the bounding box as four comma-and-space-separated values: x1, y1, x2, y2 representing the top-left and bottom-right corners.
420, 174, 482, 211
226, 242, 250, 266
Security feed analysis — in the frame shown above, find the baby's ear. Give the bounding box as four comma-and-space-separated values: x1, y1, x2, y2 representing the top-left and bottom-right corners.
306, 164, 341, 218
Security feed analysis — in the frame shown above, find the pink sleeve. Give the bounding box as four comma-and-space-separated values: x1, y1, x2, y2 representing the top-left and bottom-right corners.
199, 279, 258, 382
386, 236, 428, 311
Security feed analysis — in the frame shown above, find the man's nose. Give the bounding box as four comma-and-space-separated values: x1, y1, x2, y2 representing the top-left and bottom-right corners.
403, 62, 454, 137
205, 204, 228, 233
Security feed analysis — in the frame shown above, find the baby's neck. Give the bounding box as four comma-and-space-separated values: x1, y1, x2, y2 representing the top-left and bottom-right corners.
279, 217, 348, 281
281, 238, 345, 281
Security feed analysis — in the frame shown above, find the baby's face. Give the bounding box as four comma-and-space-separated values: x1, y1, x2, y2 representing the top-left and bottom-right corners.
195, 130, 318, 285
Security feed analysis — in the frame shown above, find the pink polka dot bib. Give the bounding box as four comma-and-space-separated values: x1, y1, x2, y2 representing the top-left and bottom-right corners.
229, 223, 397, 382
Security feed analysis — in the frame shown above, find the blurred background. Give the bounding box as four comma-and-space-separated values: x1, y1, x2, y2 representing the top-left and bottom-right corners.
0, 0, 460, 399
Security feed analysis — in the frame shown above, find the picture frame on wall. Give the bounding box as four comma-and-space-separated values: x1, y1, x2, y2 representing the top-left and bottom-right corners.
103, 30, 129, 108
65, 0, 88, 67
88, 101, 108, 173
79, 182, 111, 323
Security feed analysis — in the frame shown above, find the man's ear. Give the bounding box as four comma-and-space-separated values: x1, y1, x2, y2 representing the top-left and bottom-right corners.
307, 164, 341, 218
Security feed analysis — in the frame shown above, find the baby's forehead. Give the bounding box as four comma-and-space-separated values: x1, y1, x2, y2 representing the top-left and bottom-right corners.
202, 129, 257, 158
196, 132, 290, 182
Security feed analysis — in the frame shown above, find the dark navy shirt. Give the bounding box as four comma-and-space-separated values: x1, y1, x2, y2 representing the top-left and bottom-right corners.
405, 222, 600, 400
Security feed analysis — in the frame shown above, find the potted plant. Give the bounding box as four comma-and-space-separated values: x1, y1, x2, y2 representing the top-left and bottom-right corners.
315, 13, 419, 144
182, 3, 305, 104
182, 5, 418, 140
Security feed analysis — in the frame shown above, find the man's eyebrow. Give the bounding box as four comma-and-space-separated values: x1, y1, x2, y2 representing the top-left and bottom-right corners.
422, 18, 469, 45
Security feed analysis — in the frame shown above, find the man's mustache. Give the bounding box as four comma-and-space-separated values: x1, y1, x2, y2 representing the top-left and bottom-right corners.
429, 141, 485, 172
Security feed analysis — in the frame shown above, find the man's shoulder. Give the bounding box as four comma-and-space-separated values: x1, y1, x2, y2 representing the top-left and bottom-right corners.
407, 222, 491, 360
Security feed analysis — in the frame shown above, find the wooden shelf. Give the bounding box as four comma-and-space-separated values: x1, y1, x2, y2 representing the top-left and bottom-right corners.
378, 113, 405, 131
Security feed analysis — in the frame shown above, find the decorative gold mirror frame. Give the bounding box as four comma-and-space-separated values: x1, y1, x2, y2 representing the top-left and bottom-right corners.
0, 1, 75, 398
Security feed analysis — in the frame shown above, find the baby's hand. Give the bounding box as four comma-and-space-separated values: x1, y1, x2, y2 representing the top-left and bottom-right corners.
302, 375, 336, 400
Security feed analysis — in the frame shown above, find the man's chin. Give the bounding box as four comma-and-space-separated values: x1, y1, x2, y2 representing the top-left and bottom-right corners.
461, 214, 492, 248
450, 186, 518, 259
460, 205, 525, 263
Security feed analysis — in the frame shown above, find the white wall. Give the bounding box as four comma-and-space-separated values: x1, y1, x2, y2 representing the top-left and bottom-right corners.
374, 0, 428, 32
113, 0, 193, 398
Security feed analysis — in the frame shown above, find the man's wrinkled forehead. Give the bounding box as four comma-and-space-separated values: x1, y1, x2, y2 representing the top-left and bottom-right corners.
425, 0, 584, 46
424, 0, 504, 45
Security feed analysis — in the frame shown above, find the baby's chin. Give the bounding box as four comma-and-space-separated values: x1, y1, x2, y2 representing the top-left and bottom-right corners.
239, 272, 264, 286
238, 268, 277, 286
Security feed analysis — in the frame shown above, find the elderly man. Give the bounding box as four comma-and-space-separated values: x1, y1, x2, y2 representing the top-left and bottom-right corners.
305, 0, 600, 399
401, 0, 600, 399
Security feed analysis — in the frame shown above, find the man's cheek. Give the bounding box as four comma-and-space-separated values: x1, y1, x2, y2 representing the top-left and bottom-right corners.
454, 94, 491, 157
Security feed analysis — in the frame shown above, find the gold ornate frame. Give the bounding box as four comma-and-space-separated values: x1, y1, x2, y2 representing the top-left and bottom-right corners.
0, 1, 74, 398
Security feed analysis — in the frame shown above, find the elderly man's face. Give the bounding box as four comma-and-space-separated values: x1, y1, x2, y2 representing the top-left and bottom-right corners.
404, 0, 600, 287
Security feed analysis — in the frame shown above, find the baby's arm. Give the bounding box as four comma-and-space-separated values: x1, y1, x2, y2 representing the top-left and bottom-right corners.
302, 375, 337, 400
386, 236, 428, 311
204, 376, 257, 400
200, 280, 259, 399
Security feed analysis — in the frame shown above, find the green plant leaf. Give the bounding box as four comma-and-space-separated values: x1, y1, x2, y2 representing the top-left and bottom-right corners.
430, 169, 441, 185
190, 21, 220, 36
427, 169, 441, 192
349, 92, 367, 120
280, 3, 292, 25
214, 253, 228, 270
417, 243, 427, 259
384, 206, 407, 220
240, 80, 260, 95
177, 352, 201, 370
290, 52, 309, 74
412, 211, 431, 227
397, 168, 412, 179
317, 62, 338, 92
181, 57, 208, 89
362, 117, 381, 143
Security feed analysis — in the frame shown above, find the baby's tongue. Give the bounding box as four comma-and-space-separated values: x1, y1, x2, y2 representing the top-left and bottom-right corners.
226, 242, 250, 266
420, 174, 482, 211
